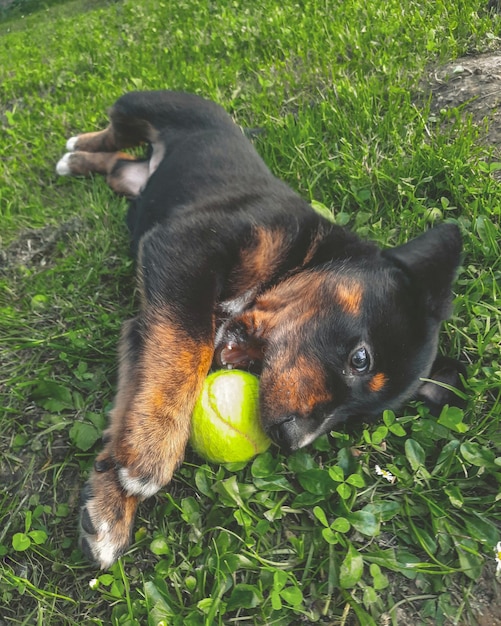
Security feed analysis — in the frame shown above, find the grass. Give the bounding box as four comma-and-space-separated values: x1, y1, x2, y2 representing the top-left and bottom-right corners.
0, 0, 500, 623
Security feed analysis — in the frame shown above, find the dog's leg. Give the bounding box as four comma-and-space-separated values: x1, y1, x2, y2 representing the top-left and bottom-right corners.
64, 95, 160, 153
80, 315, 214, 567
80, 311, 214, 566
57, 149, 150, 198
79, 223, 221, 567
56, 96, 162, 197
57, 91, 241, 198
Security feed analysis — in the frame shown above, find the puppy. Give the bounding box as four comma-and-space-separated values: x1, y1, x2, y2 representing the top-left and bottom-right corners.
57, 90, 463, 568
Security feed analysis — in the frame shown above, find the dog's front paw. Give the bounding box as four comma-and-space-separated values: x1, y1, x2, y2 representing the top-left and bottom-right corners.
111, 420, 188, 498
79, 464, 139, 569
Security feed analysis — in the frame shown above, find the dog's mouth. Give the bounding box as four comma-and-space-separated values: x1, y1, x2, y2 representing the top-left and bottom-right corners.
214, 339, 264, 375
214, 314, 266, 375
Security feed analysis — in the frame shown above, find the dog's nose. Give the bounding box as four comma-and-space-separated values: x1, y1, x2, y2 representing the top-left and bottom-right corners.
268, 415, 298, 452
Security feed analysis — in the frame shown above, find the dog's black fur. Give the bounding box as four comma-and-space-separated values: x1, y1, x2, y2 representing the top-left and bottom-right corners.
57, 91, 464, 568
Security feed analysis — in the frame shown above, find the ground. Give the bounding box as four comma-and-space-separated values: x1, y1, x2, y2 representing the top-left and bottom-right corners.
414, 49, 501, 626
1, 50, 500, 625
426, 51, 501, 151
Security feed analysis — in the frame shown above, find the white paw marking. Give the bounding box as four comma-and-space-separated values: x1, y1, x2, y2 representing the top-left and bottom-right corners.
56, 153, 72, 176
118, 467, 161, 498
66, 136, 79, 151
82, 520, 119, 569
93, 528, 120, 569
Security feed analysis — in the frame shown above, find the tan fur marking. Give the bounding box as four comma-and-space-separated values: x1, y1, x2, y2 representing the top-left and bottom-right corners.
302, 222, 332, 266
263, 355, 332, 417
233, 227, 289, 292
111, 317, 213, 478
115, 152, 138, 161
139, 321, 213, 417
241, 275, 321, 341
255, 270, 328, 310
95, 309, 213, 488
336, 281, 363, 316
369, 372, 387, 393
73, 127, 118, 152
64, 151, 138, 177
73, 120, 159, 153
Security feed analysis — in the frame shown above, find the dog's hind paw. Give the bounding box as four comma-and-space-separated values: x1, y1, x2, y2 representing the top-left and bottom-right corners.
56, 152, 73, 176
55, 137, 80, 175
66, 136, 79, 151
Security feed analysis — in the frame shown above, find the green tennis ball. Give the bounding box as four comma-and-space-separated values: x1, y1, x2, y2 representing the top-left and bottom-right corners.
190, 370, 271, 463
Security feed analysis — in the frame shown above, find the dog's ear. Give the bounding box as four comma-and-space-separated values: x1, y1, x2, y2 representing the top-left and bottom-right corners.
382, 224, 462, 320
415, 356, 467, 416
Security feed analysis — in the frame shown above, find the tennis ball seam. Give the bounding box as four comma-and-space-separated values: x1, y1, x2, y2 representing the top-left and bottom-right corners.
207, 386, 261, 454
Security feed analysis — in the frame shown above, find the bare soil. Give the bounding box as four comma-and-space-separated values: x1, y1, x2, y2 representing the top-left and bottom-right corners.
0, 217, 81, 269
425, 51, 501, 151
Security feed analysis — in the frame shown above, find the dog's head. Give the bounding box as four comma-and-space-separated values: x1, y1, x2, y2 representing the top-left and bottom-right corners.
216, 224, 463, 451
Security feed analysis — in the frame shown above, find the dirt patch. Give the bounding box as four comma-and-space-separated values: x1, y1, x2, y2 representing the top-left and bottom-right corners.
0, 217, 81, 270
468, 564, 501, 626
376, 564, 501, 625
424, 51, 501, 150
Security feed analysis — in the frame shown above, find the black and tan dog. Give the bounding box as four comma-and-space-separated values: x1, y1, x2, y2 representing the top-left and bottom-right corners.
57, 90, 463, 568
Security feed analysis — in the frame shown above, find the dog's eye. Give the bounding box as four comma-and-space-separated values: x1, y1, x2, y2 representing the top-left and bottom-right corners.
350, 347, 370, 373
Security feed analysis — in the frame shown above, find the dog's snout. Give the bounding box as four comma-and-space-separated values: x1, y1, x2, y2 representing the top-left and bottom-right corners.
269, 415, 295, 441
268, 415, 298, 452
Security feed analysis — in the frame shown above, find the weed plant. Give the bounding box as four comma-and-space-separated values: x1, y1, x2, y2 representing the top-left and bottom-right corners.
0, 0, 500, 624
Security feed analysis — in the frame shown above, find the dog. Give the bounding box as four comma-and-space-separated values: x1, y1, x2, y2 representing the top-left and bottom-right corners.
56, 90, 464, 568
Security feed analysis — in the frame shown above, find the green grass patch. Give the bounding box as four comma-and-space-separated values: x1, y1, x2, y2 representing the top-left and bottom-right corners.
0, 0, 500, 624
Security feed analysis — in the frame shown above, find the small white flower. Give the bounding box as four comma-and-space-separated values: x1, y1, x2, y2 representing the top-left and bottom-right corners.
89, 578, 99, 590
375, 464, 396, 484
495, 541, 501, 577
